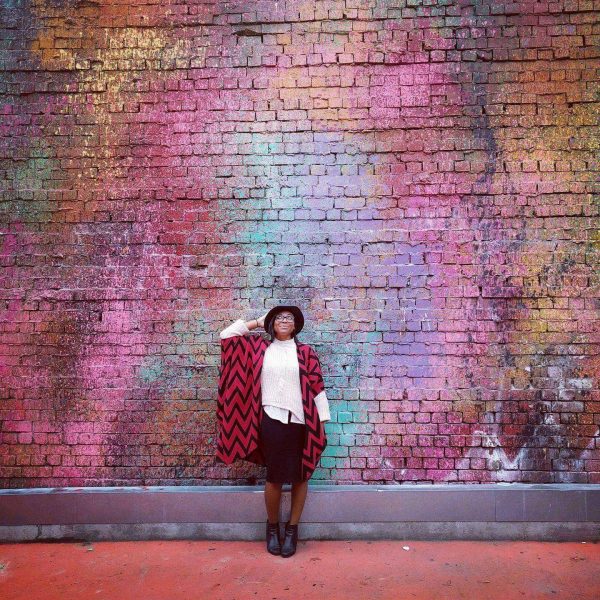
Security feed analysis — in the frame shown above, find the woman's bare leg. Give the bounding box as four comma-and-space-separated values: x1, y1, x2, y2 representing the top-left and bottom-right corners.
289, 480, 308, 525
264, 481, 283, 523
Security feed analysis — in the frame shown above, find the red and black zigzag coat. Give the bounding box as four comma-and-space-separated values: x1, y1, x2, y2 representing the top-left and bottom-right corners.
216, 333, 327, 481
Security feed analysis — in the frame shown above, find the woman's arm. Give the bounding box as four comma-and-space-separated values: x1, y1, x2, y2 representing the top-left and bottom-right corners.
219, 313, 268, 339
314, 390, 331, 422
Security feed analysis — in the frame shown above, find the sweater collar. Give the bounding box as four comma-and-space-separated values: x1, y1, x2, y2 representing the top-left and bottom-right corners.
271, 336, 296, 346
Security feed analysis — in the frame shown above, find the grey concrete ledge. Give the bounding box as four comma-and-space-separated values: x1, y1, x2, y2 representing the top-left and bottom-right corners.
2, 522, 599, 543
1, 484, 598, 542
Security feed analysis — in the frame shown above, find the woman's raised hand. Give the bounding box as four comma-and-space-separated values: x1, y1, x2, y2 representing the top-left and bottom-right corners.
256, 312, 269, 328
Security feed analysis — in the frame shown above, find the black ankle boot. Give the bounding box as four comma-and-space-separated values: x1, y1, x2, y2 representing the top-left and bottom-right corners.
266, 521, 281, 555
280, 521, 298, 558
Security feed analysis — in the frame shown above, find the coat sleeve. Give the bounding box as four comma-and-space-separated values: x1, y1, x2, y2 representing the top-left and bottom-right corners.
307, 346, 325, 393
215, 329, 254, 464
309, 348, 331, 421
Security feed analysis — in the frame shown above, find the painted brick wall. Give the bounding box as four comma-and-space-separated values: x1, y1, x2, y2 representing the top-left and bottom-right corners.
1, 0, 598, 487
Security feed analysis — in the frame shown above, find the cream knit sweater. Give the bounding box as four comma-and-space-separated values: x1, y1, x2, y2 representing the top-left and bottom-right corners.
219, 319, 331, 425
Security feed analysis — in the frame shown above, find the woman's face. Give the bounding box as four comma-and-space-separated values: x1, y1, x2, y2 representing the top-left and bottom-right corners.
273, 310, 295, 340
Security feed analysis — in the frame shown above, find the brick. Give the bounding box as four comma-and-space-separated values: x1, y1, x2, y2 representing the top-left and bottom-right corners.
0, 0, 596, 490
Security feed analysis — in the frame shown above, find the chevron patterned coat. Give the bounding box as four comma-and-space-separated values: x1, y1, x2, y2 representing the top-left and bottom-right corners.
216, 333, 328, 480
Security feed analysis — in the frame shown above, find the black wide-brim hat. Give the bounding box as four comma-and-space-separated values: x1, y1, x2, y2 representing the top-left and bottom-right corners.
264, 305, 305, 335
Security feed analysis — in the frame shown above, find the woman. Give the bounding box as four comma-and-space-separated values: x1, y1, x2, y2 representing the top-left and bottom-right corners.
217, 305, 331, 557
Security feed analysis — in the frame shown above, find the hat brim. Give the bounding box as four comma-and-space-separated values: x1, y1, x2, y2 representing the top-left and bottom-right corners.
264, 305, 305, 335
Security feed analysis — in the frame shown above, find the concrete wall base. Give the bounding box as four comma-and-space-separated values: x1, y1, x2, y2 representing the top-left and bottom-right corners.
1, 521, 598, 543
1, 484, 598, 542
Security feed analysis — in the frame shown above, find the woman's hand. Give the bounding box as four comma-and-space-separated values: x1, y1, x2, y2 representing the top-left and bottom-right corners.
256, 312, 269, 329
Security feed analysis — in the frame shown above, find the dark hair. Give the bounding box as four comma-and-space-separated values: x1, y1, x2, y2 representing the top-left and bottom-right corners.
266, 310, 299, 344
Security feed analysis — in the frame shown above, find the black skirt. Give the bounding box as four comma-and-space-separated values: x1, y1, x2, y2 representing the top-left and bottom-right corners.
259, 407, 306, 484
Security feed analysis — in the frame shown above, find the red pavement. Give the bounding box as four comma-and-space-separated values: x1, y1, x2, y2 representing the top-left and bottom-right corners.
1, 539, 598, 599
